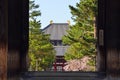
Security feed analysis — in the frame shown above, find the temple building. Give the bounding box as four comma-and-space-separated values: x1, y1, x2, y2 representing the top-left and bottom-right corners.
42, 23, 69, 71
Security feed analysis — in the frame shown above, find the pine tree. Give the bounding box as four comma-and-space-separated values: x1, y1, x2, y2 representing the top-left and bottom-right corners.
29, 0, 55, 71
62, 0, 97, 70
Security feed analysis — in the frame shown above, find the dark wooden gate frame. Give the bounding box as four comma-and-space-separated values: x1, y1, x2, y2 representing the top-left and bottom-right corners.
0, 0, 120, 80
0, 0, 29, 80
97, 0, 120, 76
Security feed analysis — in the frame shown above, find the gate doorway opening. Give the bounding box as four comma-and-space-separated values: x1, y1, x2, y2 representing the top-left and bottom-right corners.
28, 0, 97, 72
1, 0, 120, 79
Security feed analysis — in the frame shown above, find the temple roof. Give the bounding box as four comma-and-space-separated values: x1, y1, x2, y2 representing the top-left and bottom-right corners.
42, 23, 69, 40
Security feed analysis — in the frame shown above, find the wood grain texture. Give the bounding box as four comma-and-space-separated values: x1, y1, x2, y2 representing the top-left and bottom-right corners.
0, 0, 7, 80
97, 0, 106, 72
98, 0, 120, 79
7, 0, 29, 79
107, 49, 120, 77
0, 45, 7, 80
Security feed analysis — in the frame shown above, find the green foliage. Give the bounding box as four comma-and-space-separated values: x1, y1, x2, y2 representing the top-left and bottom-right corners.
29, 0, 55, 71
62, 0, 97, 68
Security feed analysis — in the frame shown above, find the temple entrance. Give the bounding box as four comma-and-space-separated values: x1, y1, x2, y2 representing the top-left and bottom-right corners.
0, 0, 120, 80
29, 0, 97, 72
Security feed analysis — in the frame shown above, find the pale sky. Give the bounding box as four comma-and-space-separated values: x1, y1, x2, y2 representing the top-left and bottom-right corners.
35, 0, 79, 28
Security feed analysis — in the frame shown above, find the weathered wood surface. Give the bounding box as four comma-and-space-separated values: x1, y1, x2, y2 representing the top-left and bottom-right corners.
0, 0, 28, 80
97, 0, 106, 72
0, 45, 7, 80
105, 0, 120, 77
0, 0, 8, 80
8, 0, 29, 79
97, 0, 120, 79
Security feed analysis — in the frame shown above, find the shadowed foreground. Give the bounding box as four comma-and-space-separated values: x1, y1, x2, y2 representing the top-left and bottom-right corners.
21, 71, 105, 80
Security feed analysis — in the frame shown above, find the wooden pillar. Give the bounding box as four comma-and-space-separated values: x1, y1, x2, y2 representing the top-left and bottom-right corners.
8, 0, 29, 79
97, 0, 106, 72
62, 62, 64, 71
0, 0, 8, 80
54, 62, 57, 71
105, 0, 120, 78
98, 0, 120, 79
0, 0, 28, 79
